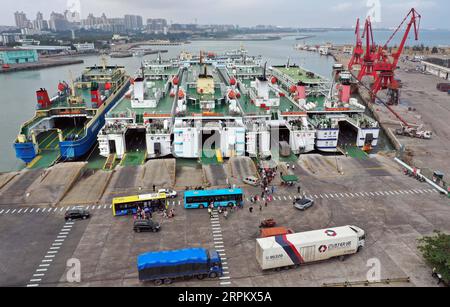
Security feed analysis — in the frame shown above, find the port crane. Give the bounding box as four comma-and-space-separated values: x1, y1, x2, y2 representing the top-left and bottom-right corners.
356, 17, 378, 81
372, 8, 421, 104
348, 18, 364, 71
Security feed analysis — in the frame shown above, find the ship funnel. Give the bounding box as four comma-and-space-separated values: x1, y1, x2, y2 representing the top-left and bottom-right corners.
36, 88, 51, 109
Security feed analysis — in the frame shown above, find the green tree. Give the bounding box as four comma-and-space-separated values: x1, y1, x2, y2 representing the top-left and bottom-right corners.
418, 231, 450, 284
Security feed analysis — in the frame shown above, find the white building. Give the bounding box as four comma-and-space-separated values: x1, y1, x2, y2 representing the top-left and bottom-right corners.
73, 42, 95, 52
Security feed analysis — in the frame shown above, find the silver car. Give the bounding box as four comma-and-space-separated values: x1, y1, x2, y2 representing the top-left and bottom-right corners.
293, 197, 314, 211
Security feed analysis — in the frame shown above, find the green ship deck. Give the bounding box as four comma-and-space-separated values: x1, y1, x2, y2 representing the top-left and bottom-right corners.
274, 66, 325, 84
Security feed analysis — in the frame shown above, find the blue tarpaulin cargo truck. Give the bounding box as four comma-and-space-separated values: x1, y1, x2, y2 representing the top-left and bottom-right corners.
137, 248, 223, 285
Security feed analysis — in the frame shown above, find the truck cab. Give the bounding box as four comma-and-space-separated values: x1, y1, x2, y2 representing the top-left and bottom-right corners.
349, 225, 366, 250
208, 250, 224, 278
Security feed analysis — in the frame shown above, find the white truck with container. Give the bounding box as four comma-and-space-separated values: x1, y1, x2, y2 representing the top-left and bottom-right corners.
256, 225, 366, 271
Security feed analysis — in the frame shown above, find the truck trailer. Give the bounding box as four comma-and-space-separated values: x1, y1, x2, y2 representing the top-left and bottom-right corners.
256, 225, 366, 270
137, 248, 223, 285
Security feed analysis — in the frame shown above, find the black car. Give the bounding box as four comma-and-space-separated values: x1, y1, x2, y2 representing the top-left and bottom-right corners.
65, 208, 90, 221
133, 220, 161, 233
293, 197, 314, 211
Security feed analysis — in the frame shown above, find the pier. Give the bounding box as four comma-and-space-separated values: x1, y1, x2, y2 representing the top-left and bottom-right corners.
0, 58, 84, 74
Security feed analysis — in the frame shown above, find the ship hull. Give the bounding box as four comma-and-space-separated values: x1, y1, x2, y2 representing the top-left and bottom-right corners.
59, 81, 130, 160
14, 142, 38, 163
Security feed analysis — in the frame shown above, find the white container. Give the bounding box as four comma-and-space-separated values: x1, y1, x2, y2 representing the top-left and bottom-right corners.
256, 225, 365, 270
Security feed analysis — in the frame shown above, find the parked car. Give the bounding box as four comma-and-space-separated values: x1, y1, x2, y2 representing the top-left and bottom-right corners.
133, 220, 161, 233
243, 176, 260, 186
293, 197, 314, 211
65, 208, 90, 221
158, 188, 177, 198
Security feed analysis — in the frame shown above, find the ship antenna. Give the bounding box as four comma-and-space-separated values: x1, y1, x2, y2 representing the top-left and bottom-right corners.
101, 55, 107, 70
69, 70, 75, 96
263, 62, 267, 80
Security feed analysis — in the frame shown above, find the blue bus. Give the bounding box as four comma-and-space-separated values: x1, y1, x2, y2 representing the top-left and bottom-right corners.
184, 189, 244, 209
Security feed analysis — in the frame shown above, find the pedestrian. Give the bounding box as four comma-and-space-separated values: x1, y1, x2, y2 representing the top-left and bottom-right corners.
249, 206, 254, 213
259, 204, 262, 211
297, 185, 301, 194
208, 207, 212, 218
271, 186, 275, 194
153, 184, 156, 192
286, 163, 290, 169
218, 206, 223, 214
292, 164, 296, 170
224, 210, 229, 219
265, 202, 268, 208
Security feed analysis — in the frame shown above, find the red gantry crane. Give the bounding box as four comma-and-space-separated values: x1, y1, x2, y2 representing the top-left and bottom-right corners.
348, 18, 364, 71
372, 8, 421, 104
357, 17, 379, 81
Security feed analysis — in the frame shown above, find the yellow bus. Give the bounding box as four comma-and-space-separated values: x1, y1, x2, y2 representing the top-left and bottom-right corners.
112, 192, 168, 216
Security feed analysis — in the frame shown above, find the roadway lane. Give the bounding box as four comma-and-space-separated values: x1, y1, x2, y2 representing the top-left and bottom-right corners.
0, 209, 88, 287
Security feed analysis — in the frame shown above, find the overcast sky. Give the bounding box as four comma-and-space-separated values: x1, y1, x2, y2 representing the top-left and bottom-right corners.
1, 0, 449, 29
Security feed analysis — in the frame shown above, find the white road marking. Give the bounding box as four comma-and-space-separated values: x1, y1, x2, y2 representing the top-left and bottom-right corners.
33, 274, 45, 277
220, 276, 231, 280
27, 284, 39, 287
0, 210, 4, 214
47, 251, 58, 254
215, 245, 225, 248
18, 209, 23, 213
50, 247, 60, 250
5, 209, 10, 214
30, 279, 42, 282
220, 282, 232, 285
42, 260, 53, 263
36, 269, 47, 272
39, 264, 50, 267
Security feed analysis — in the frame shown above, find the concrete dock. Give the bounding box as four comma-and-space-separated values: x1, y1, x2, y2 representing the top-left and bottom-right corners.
0, 57, 84, 74
332, 49, 450, 187
0, 153, 448, 287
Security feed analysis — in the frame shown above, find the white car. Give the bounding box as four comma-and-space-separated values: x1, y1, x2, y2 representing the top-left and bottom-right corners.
159, 189, 177, 198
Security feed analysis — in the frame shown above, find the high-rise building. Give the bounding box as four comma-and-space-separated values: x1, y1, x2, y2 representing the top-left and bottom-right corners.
146, 18, 168, 34
33, 12, 48, 31
124, 15, 143, 31
49, 12, 71, 32
14, 11, 30, 29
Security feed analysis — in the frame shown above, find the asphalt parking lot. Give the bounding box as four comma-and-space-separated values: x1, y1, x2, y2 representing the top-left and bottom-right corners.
0, 155, 449, 287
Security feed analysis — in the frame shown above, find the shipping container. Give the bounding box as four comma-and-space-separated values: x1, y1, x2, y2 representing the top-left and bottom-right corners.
256, 225, 365, 270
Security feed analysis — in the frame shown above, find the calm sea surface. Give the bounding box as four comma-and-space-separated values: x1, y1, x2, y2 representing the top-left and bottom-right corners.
0, 31, 448, 171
